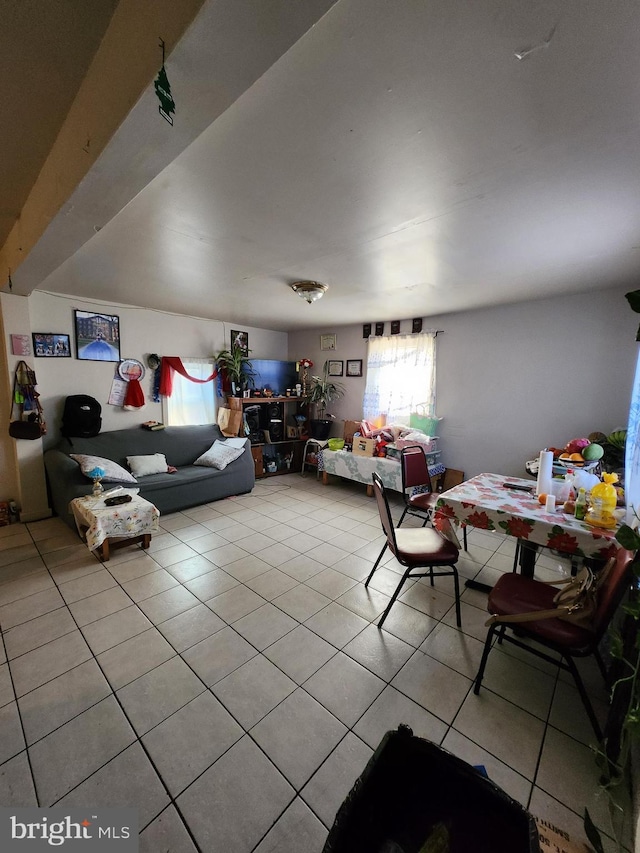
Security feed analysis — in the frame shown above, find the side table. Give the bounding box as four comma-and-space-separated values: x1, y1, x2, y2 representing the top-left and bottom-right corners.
70, 492, 160, 561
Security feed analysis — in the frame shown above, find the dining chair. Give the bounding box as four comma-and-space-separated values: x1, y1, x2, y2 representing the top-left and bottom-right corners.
473, 547, 636, 740
398, 446, 468, 550
366, 473, 462, 629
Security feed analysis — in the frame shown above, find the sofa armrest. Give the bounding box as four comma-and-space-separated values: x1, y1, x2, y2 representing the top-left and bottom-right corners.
43, 449, 93, 525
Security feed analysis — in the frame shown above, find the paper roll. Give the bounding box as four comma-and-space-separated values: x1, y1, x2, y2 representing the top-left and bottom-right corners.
536, 450, 553, 496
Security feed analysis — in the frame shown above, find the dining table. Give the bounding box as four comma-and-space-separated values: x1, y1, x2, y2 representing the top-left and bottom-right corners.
433, 472, 620, 585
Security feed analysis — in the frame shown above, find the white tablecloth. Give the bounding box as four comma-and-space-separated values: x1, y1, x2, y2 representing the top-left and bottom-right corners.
70, 491, 160, 551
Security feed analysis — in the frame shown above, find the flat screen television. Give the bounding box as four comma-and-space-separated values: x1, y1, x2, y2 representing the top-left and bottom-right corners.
248, 360, 299, 397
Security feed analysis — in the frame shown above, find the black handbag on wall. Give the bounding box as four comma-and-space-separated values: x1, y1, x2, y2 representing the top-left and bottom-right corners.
9, 360, 47, 440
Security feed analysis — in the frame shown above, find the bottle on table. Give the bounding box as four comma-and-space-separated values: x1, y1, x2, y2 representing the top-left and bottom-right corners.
574, 487, 587, 521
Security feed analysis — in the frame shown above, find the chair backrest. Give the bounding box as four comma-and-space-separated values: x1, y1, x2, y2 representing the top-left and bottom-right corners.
372, 473, 398, 555
592, 548, 636, 639
401, 446, 432, 494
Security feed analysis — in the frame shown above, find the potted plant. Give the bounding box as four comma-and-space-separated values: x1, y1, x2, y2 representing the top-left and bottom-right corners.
214, 346, 255, 396
304, 360, 345, 439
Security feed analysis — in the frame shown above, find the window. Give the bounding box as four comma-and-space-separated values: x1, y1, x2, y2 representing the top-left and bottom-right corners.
363, 333, 436, 422
163, 359, 216, 425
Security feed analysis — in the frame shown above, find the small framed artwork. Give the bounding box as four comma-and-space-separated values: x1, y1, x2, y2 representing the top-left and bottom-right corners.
362, 323, 371, 339
391, 321, 400, 335
346, 359, 363, 377
11, 334, 31, 356
231, 330, 249, 353
320, 333, 337, 351
327, 360, 343, 376
375, 322, 384, 336
75, 310, 121, 362
412, 317, 423, 333
32, 333, 71, 358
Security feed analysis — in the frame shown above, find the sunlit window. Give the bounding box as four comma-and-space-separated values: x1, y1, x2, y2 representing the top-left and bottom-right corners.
363, 333, 436, 422
163, 359, 216, 425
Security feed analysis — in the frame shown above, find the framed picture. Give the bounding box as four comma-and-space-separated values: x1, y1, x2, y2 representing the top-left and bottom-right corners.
346, 359, 363, 377
327, 359, 343, 376
375, 322, 384, 336
320, 334, 337, 351
362, 323, 371, 339
74, 310, 120, 362
231, 329, 249, 353
391, 320, 400, 335
11, 334, 31, 356
412, 317, 423, 333
32, 333, 71, 358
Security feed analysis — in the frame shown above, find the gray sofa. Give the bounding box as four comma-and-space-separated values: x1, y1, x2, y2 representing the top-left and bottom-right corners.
44, 424, 255, 529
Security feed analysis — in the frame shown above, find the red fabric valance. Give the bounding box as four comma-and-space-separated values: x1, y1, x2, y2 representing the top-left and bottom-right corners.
159, 357, 218, 397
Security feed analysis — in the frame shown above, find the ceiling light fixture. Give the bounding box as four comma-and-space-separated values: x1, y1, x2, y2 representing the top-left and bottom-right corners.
290, 281, 328, 304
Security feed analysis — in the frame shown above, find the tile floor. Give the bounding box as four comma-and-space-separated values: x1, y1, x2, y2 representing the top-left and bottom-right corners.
0, 474, 632, 852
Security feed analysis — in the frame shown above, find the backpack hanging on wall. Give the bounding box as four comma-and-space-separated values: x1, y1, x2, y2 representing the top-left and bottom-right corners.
61, 395, 102, 438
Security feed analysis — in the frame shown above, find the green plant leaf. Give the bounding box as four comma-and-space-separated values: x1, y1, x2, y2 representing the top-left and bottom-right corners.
614, 524, 640, 550
609, 628, 624, 659
583, 809, 606, 853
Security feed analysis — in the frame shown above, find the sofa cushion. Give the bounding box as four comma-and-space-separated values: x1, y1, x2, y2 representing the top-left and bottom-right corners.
194, 441, 245, 470
70, 454, 138, 484
127, 453, 168, 477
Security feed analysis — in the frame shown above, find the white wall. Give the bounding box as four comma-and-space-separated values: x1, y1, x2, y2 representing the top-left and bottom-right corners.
289, 286, 637, 479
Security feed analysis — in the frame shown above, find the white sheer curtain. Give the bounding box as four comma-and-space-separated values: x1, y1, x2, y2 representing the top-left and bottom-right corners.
163, 359, 216, 426
363, 333, 437, 422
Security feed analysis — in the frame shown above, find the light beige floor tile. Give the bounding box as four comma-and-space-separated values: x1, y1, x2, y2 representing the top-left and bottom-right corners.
3, 607, 76, 660
233, 603, 297, 651
335, 584, 390, 622
117, 656, 205, 736
177, 735, 294, 853
305, 543, 350, 568
207, 585, 266, 623
251, 689, 347, 789
278, 532, 325, 554
0, 663, 14, 708
29, 695, 135, 805
419, 622, 486, 679
68, 586, 132, 627
187, 531, 230, 554
41, 543, 90, 568
182, 626, 257, 686
343, 623, 413, 681
478, 646, 556, 720
223, 554, 273, 582
0, 555, 47, 585
0, 570, 55, 607
278, 555, 327, 582
139, 806, 198, 853
142, 692, 242, 797
303, 652, 384, 727
184, 567, 238, 601
10, 630, 92, 697
0, 587, 64, 630
163, 553, 218, 583
0, 530, 32, 551
121, 568, 179, 602
81, 605, 153, 655
301, 733, 372, 829
0, 751, 38, 806
453, 689, 545, 780
232, 533, 279, 555
245, 568, 299, 601
151, 543, 199, 568
157, 603, 225, 653
57, 741, 169, 828
170, 523, 214, 542
137, 586, 200, 624
58, 567, 116, 604
106, 553, 160, 584
97, 628, 175, 690
331, 553, 372, 582
304, 602, 369, 649
19, 658, 111, 744
213, 655, 297, 729
305, 568, 357, 600
375, 600, 437, 647
0, 702, 25, 764
548, 679, 608, 747
0, 542, 39, 568
253, 542, 299, 568
353, 686, 448, 750
264, 625, 337, 684
391, 650, 472, 723
254, 796, 327, 853
201, 542, 250, 567
398, 581, 457, 620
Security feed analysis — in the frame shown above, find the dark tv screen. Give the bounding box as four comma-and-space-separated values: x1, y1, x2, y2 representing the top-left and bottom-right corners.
249, 360, 298, 396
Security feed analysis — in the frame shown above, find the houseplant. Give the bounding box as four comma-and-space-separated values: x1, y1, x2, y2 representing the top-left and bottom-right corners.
214, 346, 255, 396
304, 360, 345, 439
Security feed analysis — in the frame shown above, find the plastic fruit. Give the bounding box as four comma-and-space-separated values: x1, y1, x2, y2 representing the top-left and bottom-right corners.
559, 453, 571, 461
607, 430, 627, 449
565, 438, 591, 454
538, 493, 547, 505
569, 452, 584, 462
563, 500, 576, 514
582, 443, 604, 461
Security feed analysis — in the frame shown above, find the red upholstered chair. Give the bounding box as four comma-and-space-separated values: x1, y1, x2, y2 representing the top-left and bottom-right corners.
399, 446, 468, 550
473, 548, 636, 740
366, 473, 462, 629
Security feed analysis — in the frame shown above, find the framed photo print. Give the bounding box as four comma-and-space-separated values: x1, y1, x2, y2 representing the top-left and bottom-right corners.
412, 317, 423, 333
32, 333, 71, 358
346, 359, 363, 377
320, 334, 337, 351
362, 323, 371, 339
231, 330, 249, 353
375, 322, 384, 336
74, 310, 121, 362
391, 320, 400, 335
327, 360, 343, 376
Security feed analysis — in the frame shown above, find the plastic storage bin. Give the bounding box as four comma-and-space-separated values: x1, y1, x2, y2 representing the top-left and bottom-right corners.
322, 726, 539, 853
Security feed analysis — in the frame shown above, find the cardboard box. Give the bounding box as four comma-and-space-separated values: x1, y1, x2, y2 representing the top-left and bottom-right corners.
352, 437, 376, 457
343, 420, 362, 444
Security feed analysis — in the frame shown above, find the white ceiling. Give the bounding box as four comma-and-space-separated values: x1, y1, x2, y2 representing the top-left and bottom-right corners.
10, 0, 640, 331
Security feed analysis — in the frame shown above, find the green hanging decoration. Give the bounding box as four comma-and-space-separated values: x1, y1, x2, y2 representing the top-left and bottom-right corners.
154, 39, 175, 125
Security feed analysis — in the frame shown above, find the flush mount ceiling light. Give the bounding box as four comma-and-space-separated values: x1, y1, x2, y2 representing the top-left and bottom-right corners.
290, 281, 328, 304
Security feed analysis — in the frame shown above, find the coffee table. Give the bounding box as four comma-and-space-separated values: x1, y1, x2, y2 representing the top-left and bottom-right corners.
70, 491, 160, 561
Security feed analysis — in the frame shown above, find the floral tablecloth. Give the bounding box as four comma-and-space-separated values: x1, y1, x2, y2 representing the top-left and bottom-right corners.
434, 472, 620, 561
70, 491, 160, 552
321, 449, 445, 492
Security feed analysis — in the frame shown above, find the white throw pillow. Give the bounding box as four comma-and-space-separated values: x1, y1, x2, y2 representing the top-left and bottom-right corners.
221, 437, 249, 449
194, 440, 245, 470
126, 453, 168, 477
70, 454, 137, 484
